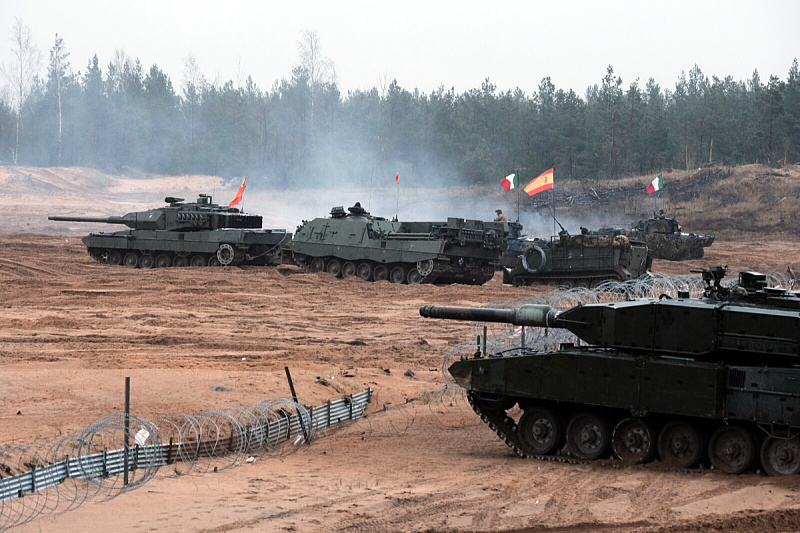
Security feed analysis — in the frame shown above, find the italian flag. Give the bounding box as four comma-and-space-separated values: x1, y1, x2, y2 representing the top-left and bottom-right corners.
500, 173, 518, 192
646, 174, 663, 194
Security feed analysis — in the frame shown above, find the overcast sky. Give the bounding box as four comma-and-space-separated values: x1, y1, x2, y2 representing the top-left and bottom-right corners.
1, 0, 798, 97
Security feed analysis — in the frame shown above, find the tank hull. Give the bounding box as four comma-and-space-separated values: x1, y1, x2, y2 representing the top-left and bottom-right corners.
289, 208, 506, 285
83, 229, 291, 267
501, 233, 652, 287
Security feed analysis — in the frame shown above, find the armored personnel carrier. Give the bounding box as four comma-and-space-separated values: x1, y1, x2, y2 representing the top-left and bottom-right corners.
613, 211, 714, 260
422, 267, 800, 475
49, 195, 290, 268
501, 224, 652, 287
288, 203, 508, 284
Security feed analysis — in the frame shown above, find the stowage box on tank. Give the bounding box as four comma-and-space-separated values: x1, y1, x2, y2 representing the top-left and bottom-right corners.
501, 223, 652, 287
421, 268, 800, 476
49, 194, 291, 268
288, 203, 509, 284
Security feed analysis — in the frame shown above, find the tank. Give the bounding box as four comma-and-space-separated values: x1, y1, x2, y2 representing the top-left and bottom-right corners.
48, 194, 291, 268
421, 267, 800, 476
287, 203, 509, 284
609, 211, 714, 260
501, 224, 652, 287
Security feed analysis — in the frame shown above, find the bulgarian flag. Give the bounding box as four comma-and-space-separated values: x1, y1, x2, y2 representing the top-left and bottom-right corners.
524, 168, 554, 197
646, 174, 663, 194
500, 173, 518, 192
229, 176, 247, 207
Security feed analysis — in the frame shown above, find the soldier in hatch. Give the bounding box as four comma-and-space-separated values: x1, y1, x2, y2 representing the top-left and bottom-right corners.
494, 209, 507, 222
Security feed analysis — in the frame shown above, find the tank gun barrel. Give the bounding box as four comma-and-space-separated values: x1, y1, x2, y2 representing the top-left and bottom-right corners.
420, 304, 559, 328
48, 215, 129, 225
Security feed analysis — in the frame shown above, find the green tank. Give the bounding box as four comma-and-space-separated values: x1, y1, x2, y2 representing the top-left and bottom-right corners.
422, 267, 800, 476
501, 224, 652, 287
611, 211, 714, 260
287, 203, 508, 284
48, 194, 291, 268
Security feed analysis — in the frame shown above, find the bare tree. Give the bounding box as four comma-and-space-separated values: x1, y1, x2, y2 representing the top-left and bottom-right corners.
1, 18, 41, 164
297, 28, 335, 141
48, 33, 70, 165
182, 54, 205, 144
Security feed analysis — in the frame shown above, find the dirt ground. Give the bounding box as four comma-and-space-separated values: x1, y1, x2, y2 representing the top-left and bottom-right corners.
2, 231, 800, 532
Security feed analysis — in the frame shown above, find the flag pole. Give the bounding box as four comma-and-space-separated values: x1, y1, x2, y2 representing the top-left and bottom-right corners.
396, 176, 400, 220
516, 170, 521, 222
552, 183, 556, 236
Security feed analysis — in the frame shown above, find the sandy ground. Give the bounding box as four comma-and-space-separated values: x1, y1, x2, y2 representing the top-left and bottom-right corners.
2, 232, 800, 532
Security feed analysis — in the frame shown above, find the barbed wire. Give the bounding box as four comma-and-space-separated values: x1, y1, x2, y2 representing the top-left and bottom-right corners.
0, 391, 370, 531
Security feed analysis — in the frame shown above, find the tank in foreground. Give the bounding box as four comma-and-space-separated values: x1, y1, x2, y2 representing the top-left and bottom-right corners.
422, 267, 800, 475
288, 203, 509, 284
49, 195, 291, 268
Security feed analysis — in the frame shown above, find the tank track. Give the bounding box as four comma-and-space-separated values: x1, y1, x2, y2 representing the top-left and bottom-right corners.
466, 392, 709, 474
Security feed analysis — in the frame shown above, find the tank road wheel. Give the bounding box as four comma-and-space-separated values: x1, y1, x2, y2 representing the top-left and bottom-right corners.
657, 420, 704, 468
612, 418, 657, 464
107, 250, 123, 266
123, 252, 140, 269
208, 256, 221, 267
518, 407, 564, 455
373, 264, 389, 282
172, 255, 188, 267
356, 262, 373, 281
407, 266, 422, 284
558, 279, 575, 289
326, 258, 343, 277
760, 436, 800, 476
416, 259, 434, 277
389, 265, 407, 284
155, 254, 171, 268
216, 243, 236, 266
139, 254, 155, 269
566, 413, 610, 460
341, 261, 357, 278
189, 255, 207, 268
309, 257, 326, 273
708, 425, 757, 475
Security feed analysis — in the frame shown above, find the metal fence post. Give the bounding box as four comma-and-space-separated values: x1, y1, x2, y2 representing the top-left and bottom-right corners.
124, 376, 130, 486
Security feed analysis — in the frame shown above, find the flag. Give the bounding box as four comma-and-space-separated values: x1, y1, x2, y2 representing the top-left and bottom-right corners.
646, 174, 663, 194
524, 168, 554, 197
395, 173, 399, 183
229, 176, 247, 207
500, 173, 518, 192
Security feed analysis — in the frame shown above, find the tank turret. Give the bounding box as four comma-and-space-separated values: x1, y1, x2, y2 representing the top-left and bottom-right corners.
421, 268, 800, 476
48, 194, 289, 269
49, 194, 262, 232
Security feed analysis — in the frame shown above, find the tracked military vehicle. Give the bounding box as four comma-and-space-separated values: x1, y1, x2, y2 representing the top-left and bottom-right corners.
501, 223, 652, 287
288, 203, 508, 284
422, 267, 800, 476
612, 211, 714, 260
49, 195, 290, 268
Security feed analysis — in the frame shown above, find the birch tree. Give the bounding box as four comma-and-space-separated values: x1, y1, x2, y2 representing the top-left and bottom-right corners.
0, 18, 41, 163
47, 33, 70, 165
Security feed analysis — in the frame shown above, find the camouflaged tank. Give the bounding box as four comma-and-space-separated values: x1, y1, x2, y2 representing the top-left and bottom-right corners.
620, 211, 714, 261
287, 203, 509, 285
421, 267, 800, 476
501, 223, 652, 287
48, 194, 290, 268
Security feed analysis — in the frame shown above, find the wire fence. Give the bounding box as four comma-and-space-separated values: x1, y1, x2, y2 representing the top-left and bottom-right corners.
0, 389, 372, 531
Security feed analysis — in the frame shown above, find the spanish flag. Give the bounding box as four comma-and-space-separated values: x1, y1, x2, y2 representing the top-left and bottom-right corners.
229, 176, 247, 207
524, 168, 554, 197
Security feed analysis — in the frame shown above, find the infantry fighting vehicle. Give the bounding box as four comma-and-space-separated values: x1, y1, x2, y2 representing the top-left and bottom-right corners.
49, 195, 290, 268
422, 267, 800, 476
501, 222, 652, 287
288, 203, 508, 284
609, 211, 714, 260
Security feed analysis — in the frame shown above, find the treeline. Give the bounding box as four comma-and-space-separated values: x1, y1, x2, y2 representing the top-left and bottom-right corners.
1, 25, 799, 186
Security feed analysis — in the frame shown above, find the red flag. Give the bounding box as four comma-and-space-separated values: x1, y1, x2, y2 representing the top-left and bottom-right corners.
395, 173, 399, 183
229, 176, 247, 207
